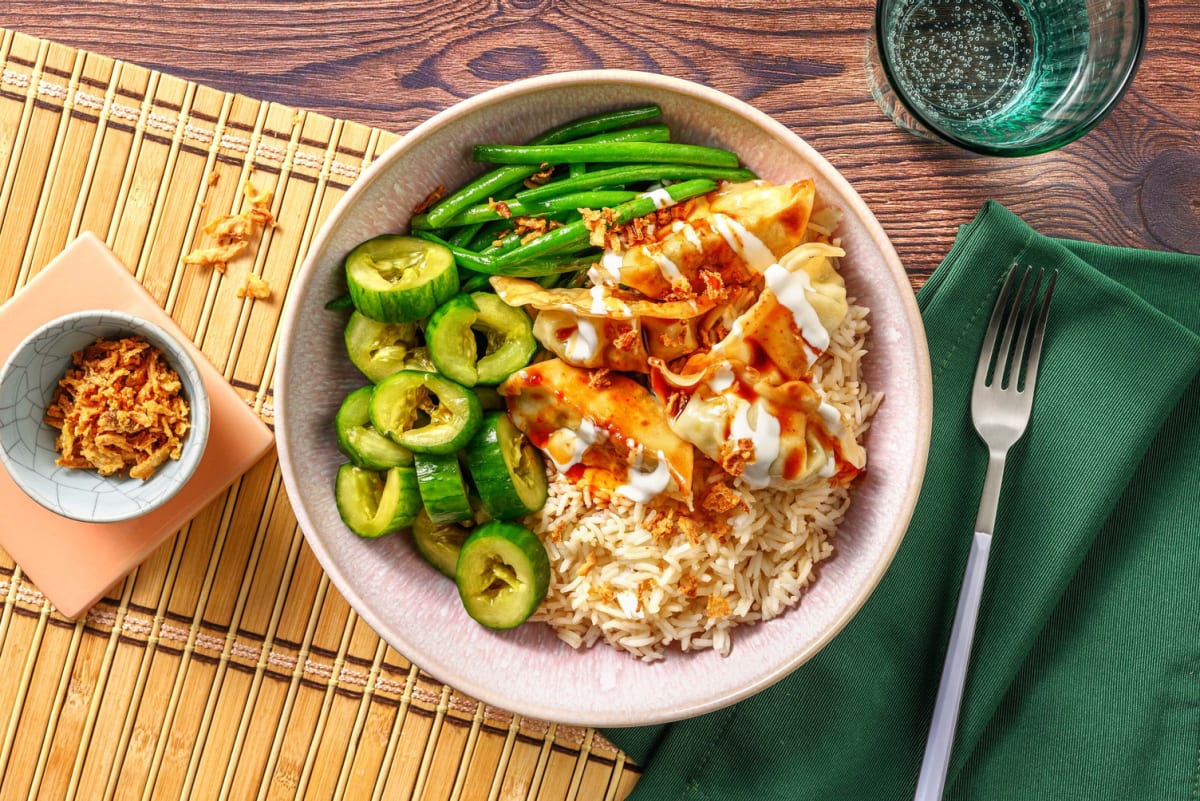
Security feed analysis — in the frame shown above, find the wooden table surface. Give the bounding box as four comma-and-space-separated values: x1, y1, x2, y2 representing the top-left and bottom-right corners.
7, 0, 1198, 286
0, 3, 1197, 800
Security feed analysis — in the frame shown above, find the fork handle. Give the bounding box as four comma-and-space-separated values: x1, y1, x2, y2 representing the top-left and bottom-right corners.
913, 531, 993, 801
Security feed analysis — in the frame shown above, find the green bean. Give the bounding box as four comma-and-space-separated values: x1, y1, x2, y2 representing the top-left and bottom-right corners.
480, 179, 716, 271
410, 231, 492, 271
460, 272, 494, 293
420, 126, 665, 231
514, 164, 757, 203
419, 178, 713, 276
324, 293, 354, 311
493, 252, 606, 277
528, 105, 661, 144
413, 190, 639, 229
455, 247, 605, 277
474, 142, 740, 169
447, 221, 485, 247
422, 106, 661, 228
484, 231, 522, 255
467, 219, 515, 251
423, 167, 536, 230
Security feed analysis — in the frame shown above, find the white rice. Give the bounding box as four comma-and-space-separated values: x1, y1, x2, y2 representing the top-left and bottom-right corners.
528, 301, 881, 661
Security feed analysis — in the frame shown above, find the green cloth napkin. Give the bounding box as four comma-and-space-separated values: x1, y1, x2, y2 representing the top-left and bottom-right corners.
604, 201, 1200, 800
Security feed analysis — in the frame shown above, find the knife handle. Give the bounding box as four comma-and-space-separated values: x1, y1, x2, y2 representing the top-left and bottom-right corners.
913, 531, 993, 801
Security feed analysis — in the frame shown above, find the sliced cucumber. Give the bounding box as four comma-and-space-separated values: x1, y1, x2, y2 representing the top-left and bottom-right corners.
473, 385, 506, 411
425, 294, 478, 384
413, 452, 473, 524
426, 292, 537, 386
455, 521, 550, 629
411, 499, 490, 578
345, 235, 458, 323
344, 311, 432, 382
335, 386, 414, 469
465, 412, 548, 519
334, 463, 421, 538
368, 370, 482, 455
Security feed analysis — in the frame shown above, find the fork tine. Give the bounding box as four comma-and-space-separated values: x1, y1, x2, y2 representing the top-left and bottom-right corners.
1019, 269, 1057, 394
973, 265, 1018, 389
989, 266, 1032, 389
1008, 268, 1043, 390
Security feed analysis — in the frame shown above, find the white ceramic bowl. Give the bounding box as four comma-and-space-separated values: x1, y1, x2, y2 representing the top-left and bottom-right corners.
0, 309, 210, 523
275, 71, 932, 727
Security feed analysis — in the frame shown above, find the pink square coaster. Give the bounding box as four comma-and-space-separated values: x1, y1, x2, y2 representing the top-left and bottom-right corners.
0, 233, 275, 618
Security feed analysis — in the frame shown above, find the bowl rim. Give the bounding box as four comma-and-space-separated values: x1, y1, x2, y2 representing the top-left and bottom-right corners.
0, 308, 211, 523
275, 69, 933, 726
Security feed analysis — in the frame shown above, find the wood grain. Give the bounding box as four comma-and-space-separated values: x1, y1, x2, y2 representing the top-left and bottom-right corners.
0, 5, 1197, 800
5, 0, 1198, 286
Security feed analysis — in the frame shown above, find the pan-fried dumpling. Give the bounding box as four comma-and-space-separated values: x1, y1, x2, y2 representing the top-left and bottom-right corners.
532, 311, 706, 373
614, 180, 816, 299
656, 241, 848, 385
531, 310, 649, 373
667, 367, 864, 489
500, 358, 694, 500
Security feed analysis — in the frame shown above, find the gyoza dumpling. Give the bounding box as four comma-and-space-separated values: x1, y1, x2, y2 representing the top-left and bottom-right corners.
532, 310, 649, 373
654, 241, 848, 385
500, 358, 694, 500
614, 180, 816, 300
667, 368, 864, 489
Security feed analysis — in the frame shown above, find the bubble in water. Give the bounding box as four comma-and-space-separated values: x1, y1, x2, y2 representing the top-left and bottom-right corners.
886, 0, 1036, 124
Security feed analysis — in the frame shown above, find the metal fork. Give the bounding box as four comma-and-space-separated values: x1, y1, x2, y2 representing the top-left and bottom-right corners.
913, 264, 1057, 801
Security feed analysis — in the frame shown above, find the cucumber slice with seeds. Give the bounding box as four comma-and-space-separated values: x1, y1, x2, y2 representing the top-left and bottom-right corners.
345, 235, 458, 323
335, 386, 414, 469
344, 311, 432, 382
334, 464, 420, 538
368, 370, 482, 455
455, 521, 550, 629
426, 292, 536, 386
465, 412, 548, 519
411, 499, 490, 578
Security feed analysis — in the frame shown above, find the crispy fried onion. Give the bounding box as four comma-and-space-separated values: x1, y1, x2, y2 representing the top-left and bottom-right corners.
44, 336, 191, 480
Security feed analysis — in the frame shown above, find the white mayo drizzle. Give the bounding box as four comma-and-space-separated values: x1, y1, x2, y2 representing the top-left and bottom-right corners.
818, 449, 837, 478
589, 283, 607, 314
643, 188, 673, 210
729, 398, 782, 489
644, 245, 685, 285
599, 251, 623, 281
706, 317, 745, 363
763, 262, 830, 359
564, 317, 599, 363
671, 220, 703, 249
616, 449, 672, 503
711, 213, 776, 273
548, 418, 604, 473
706, 365, 735, 393
817, 401, 845, 435
816, 400, 844, 478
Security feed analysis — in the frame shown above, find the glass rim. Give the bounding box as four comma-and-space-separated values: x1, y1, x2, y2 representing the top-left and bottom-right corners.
872, 0, 1149, 157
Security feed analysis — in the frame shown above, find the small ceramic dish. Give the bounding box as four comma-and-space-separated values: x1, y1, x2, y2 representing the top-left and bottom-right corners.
0, 309, 210, 523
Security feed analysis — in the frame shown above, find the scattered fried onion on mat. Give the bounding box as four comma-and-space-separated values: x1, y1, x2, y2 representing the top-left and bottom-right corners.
183, 179, 275, 275
44, 336, 191, 480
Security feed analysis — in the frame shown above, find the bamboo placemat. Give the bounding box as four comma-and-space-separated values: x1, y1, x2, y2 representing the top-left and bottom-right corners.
0, 29, 637, 800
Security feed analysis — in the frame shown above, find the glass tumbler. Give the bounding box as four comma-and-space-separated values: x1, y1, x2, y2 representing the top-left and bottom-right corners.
866, 0, 1147, 156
